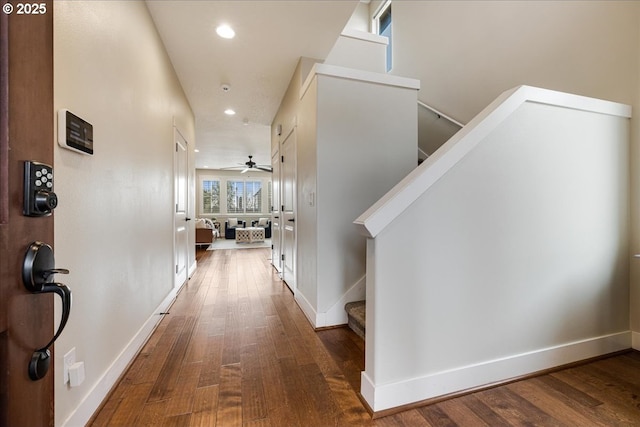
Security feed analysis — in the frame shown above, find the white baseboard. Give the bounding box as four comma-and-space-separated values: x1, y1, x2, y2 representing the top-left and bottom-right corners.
188, 260, 197, 278
61, 289, 178, 427
294, 291, 318, 328
632, 331, 640, 350
294, 276, 366, 329
362, 331, 631, 412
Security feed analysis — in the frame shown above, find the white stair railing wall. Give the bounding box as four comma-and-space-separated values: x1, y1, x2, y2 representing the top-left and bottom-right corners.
355, 85, 632, 413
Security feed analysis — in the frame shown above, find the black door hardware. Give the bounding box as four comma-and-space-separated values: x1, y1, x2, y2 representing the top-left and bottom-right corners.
24, 161, 58, 217
22, 241, 72, 380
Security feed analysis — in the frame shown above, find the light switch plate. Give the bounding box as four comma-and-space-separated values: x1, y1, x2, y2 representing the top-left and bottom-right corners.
63, 347, 76, 385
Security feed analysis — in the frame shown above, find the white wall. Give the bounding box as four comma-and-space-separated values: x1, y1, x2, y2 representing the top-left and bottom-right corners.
295, 65, 419, 326
355, 0, 640, 411
372, 0, 640, 355
630, 9, 640, 346
344, 1, 370, 32
53, 2, 194, 425
297, 78, 320, 309
388, 1, 639, 122
324, 29, 388, 74
361, 92, 631, 411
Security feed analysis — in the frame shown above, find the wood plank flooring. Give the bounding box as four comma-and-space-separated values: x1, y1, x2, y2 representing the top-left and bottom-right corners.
90, 247, 640, 426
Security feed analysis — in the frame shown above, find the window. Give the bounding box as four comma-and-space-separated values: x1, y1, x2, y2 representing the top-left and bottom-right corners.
199, 175, 270, 216
227, 180, 245, 214
226, 179, 263, 214
202, 179, 220, 214
374, 0, 392, 72
245, 181, 262, 214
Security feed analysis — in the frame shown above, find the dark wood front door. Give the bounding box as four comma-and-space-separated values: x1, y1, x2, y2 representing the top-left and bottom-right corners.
0, 2, 55, 426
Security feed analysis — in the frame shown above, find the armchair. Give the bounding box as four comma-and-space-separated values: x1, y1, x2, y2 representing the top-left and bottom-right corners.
224, 219, 246, 239
251, 218, 272, 239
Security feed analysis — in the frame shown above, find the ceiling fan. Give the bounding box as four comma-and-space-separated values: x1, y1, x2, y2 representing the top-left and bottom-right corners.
222, 155, 272, 173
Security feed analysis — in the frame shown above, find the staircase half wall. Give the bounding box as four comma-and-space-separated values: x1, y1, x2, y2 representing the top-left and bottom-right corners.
354, 85, 632, 413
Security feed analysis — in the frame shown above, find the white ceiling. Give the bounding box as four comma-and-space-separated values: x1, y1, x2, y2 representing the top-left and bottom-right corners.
145, 0, 360, 170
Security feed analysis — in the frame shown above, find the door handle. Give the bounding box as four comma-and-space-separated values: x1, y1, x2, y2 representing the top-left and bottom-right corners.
30, 282, 71, 381
22, 241, 72, 380
185, 217, 192, 221
288, 218, 295, 222
43, 268, 69, 281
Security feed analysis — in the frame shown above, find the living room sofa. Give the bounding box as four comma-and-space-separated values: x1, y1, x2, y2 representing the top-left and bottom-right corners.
195, 218, 218, 247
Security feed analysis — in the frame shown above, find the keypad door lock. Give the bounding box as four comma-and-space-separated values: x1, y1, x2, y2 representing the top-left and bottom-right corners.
24, 161, 58, 217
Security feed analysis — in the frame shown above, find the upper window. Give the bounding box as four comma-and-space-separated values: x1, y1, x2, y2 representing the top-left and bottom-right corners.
374, 0, 392, 72
202, 179, 220, 214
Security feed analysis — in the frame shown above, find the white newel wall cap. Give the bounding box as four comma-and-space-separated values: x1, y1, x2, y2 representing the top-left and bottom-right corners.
340, 28, 389, 45
300, 63, 420, 100
353, 85, 632, 239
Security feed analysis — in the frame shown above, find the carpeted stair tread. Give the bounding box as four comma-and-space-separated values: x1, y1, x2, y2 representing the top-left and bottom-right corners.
345, 301, 365, 340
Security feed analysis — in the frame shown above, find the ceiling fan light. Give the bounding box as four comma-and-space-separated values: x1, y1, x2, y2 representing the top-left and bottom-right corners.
224, 108, 236, 116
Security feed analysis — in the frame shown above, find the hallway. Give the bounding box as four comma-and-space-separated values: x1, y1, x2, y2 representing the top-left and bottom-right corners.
89, 247, 373, 426
89, 247, 640, 426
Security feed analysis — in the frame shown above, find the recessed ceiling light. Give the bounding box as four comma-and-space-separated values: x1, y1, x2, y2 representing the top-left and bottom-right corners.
224, 108, 236, 116
216, 24, 235, 39
194, 149, 200, 153
203, 165, 209, 168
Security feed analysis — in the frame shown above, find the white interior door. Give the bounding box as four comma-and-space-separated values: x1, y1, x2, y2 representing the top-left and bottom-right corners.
174, 129, 189, 288
281, 128, 296, 290
271, 150, 282, 273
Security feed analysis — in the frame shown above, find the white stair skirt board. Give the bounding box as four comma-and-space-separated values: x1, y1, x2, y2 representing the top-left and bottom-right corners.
361, 331, 631, 413
294, 275, 366, 328
61, 288, 178, 427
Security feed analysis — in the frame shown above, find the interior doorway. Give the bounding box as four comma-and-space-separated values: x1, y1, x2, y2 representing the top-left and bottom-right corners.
174, 127, 189, 289
271, 150, 282, 274
281, 126, 296, 291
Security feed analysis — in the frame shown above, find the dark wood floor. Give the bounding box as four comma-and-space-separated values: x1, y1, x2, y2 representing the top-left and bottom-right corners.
90, 247, 640, 426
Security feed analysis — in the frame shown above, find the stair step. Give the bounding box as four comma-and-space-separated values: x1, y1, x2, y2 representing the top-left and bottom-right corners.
345, 301, 365, 340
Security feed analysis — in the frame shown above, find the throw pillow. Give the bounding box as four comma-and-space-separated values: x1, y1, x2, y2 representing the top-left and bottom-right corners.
258, 217, 268, 226
228, 218, 238, 227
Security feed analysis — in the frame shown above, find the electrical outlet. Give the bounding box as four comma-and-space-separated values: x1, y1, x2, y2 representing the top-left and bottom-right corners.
63, 347, 76, 385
